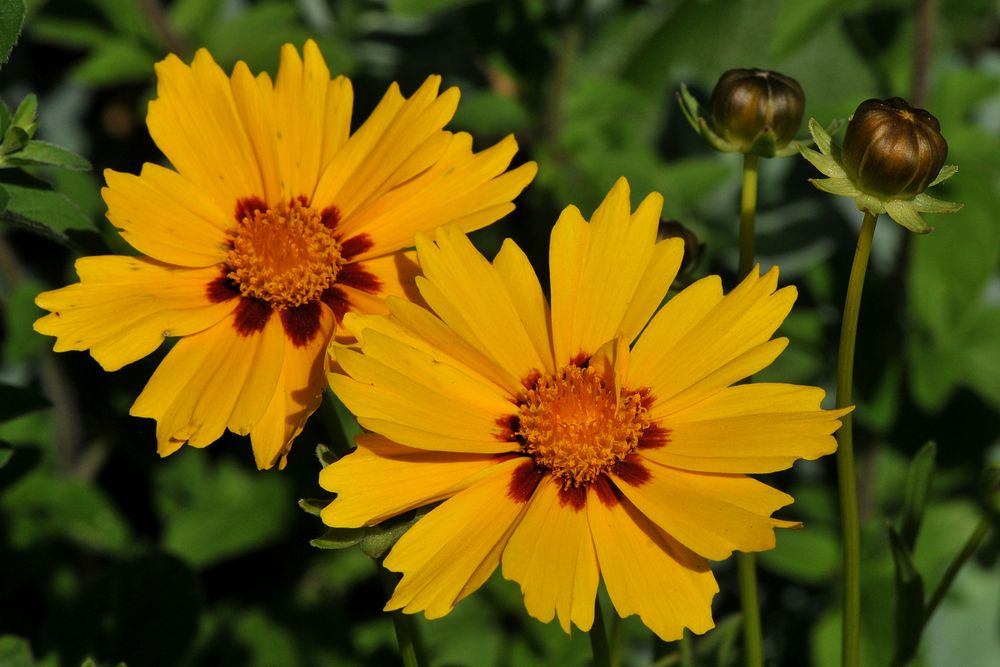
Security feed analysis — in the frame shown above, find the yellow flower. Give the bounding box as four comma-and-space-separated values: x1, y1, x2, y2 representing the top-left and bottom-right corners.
320, 178, 848, 639
33, 41, 536, 469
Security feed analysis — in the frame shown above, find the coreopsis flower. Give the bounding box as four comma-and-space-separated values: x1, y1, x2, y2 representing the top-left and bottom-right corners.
33, 41, 536, 469
320, 178, 848, 639
799, 97, 960, 233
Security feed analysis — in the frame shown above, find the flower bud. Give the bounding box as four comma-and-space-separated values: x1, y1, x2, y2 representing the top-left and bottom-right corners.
709, 68, 805, 155
841, 97, 948, 200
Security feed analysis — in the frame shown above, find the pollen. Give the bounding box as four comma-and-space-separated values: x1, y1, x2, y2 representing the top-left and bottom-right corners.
516, 364, 650, 489
226, 200, 344, 310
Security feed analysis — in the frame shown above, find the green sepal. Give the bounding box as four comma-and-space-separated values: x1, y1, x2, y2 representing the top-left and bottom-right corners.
929, 164, 958, 187
676, 83, 737, 153
297, 497, 329, 517
911, 192, 963, 214
898, 441, 937, 551
10, 94, 36, 136
807, 116, 834, 155
310, 526, 365, 550
747, 129, 778, 158
799, 146, 844, 178
888, 526, 926, 667
885, 200, 933, 234
315, 442, 339, 468
809, 176, 856, 197
360, 507, 431, 559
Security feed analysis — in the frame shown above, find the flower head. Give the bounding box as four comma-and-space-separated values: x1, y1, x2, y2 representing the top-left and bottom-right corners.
320, 178, 848, 639
33, 41, 536, 469
679, 68, 806, 158
799, 98, 960, 233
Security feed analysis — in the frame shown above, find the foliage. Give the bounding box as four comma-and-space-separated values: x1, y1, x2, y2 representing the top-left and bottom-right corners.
0, 1, 997, 666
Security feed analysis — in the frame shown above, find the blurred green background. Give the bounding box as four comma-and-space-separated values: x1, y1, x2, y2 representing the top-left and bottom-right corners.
0, 0, 998, 665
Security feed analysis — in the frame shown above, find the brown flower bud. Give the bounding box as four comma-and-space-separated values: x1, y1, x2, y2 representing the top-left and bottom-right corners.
709, 68, 805, 155
841, 97, 948, 200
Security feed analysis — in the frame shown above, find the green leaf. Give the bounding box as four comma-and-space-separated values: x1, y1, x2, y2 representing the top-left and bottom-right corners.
12, 94, 36, 130
0, 99, 10, 135
169, 0, 224, 34
4, 472, 132, 553
387, 0, 481, 15
0, 442, 11, 469
28, 17, 111, 49
0, 170, 95, 243
898, 442, 937, 551
155, 453, 294, 568
0, 635, 33, 667
0, 383, 49, 422
452, 90, 530, 136
0, 126, 29, 155
310, 526, 365, 550
72, 39, 156, 86
888, 527, 926, 667
0, 0, 24, 67
360, 508, 429, 559
2, 141, 91, 170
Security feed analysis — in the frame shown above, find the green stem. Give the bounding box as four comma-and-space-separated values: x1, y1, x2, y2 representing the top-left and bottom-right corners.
738, 153, 759, 280
609, 610, 624, 667
378, 566, 428, 667
735, 151, 765, 667
836, 210, 878, 667
590, 597, 612, 667
923, 516, 991, 624
678, 631, 694, 667
737, 553, 764, 667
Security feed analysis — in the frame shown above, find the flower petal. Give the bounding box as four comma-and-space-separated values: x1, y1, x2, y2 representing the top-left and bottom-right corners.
320, 433, 499, 528
147, 50, 263, 211
34, 258, 237, 371
492, 238, 555, 373
612, 461, 797, 560
103, 165, 231, 266
501, 475, 599, 634
588, 486, 717, 640
249, 302, 336, 469
130, 313, 285, 456
644, 384, 848, 473
383, 457, 528, 619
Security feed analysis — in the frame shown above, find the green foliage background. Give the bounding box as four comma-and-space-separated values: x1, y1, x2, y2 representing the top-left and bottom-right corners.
0, 0, 998, 665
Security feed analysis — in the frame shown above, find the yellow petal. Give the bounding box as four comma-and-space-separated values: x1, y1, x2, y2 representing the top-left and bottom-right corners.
34, 257, 236, 371
501, 475, 599, 634
630, 267, 795, 410
613, 460, 797, 560
320, 434, 499, 527
229, 61, 282, 204
249, 302, 336, 469
103, 166, 231, 267
147, 50, 262, 211
414, 226, 548, 383
587, 488, 717, 640
644, 384, 848, 473
384, 457, 529, 619
326, 251, 423, 321
492, 238, 555, 374
550, 178, 666, 364
130, 313, 284, 456
337, 133, 536, 260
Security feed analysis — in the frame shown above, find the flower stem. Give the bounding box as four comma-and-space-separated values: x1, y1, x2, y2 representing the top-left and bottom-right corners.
923, 516, 991, 624
378, 566, 428, 667
836, 210, 878, 667
738, 153, 759, 279
735, 151, 765, 667
679, 631, 695, 667
590, 597, 612, 667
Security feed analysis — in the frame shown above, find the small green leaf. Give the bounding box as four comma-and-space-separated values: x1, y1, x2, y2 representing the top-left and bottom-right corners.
297, 497, 329, 517
0, 0, 25, 67
12, 94, 36, 129
0, 126, 29, 156
899, 442, 937, 551
310, 526, 365, 550
360, 508, 429, 559
0, 634, 33, 667
29, 18, 112, 49
0, 170, 94, 243
72, 39, 156, 86
0, 442, 11, 469
888, 526, 926, 667
2, 141, 91, 170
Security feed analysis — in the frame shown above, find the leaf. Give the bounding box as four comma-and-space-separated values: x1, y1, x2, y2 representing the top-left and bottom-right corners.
28, 17, 111, 49
0, 635, 33, 667
387, 0, 482, 15
297, 497, 328, 517
169, 0, 224, 34
0, 383, 49, 422
155, 453, 294, 568
360, 508, 429, 559
12, 94, 36, 130
898, 442, 937, 551
0, 442, 11, 469
71, 39, 156, 86
0, 0, 24, 67
0, 170, 94, 243
2, 141, 91, 170
888, 526, 926, 667
310, 526, 365, 550
757, 525, 840, 584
